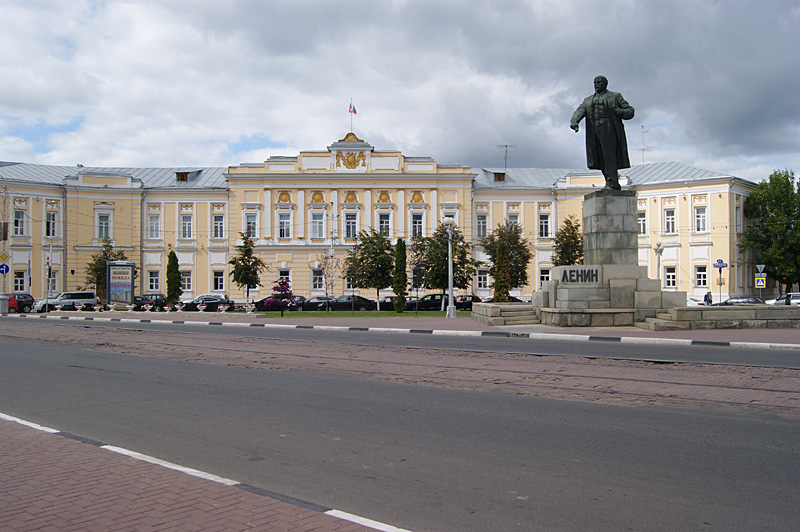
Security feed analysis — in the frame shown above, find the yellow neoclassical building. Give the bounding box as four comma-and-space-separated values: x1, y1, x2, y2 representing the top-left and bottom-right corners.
0, 134, 765, 305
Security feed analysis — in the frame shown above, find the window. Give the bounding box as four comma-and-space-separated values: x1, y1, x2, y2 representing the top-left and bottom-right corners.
663, 209, 676, 234
476, 214, 487, 238
311, 213, 324, 239
180, 271, 192, 291
379, 213, 390, 236
45, 211, 58, 237
97, 214, 110, 239
148, 214, 160, 239
278, 213, 291, 238
735, 206, 742, 234
47, 269, 58, 294
13, 210, 25, 236
345, 213, 357, 239
312, 269, 324, 290
694, 206, 707, 233
181, 214, 193, 239
244, 213, 257, 238
278, 268, 290, 280
213, 215, 225, 239
213, 270, 225, 291
665, 266, 676, 288
477, 270, 489, 289
540, 268, 550, 288
148, 271, 160, 292
507, 213, 519, 227
13, 271, 26, 292
538, 213, 550, 238
637, 211, 646, 235
694, 265, 708, 288
411, 213, 423, 237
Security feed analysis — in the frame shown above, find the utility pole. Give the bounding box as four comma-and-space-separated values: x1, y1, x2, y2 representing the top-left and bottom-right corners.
0, 179, 9, 313
497, 144, 516, 173
635, 124, 651, 164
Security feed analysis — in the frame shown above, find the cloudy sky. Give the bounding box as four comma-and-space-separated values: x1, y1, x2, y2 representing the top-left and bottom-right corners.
1, 0, 798, 181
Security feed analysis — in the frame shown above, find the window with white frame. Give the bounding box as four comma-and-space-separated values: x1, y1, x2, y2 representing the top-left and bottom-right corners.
311, 213, 324, 239
213, 270, 225, 291
180, 214, 193, 239
507, 213, 519, 226
97, 214, 110, 239
540, 268, 550, 288
180, 270, 192, 291
638, 211, 646, 235
345, 213, 357, 239
13, 271, 26, 292
663, 208, 676, 234
378, 213, 390, 236
312, 268, 324, 289
45, 211, 58, 238
411, 213, 423, 237
665, 266, 677, 288
538, 213, 550, 238
694, 206, 707, 233
476, 214, 487, 238
47, 269, 58, 294
694, 265, 708, 288
735, 206, 742, 233
148, 214, 160, 240
278, 213, 291, 238
213, 214, 225, 239
278, 268, 290, 281
148, 271, 160, 292
244, 212, 257, 238
477, 270, 489, 289
13, 210, 25, 236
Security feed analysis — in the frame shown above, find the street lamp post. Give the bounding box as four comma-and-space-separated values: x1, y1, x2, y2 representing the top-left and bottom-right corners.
443, 217, 457, 319
654, 241, 664, 283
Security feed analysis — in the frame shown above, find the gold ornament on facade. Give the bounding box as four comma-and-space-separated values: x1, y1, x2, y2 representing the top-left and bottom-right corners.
336, 151, 366, 169
339, 132, 364, 143
278, 191, 291, 203
344, 191, 358, 203
410, 191, 424, 203
378, 191, 390, 203
311, 191, 324, 203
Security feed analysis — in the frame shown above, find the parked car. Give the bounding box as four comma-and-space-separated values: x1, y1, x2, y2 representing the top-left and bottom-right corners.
34, 291, 101, 312
378, 295, 397, 311
455, 294, 481, 311
405, 293, 448, 311
144, 293, 168, 310
712, 296, 766, 306
329, 295, 377, 311
254, 295, 305, 311
301, 295, 337, 311
8, 293, 35, 313
180, 294, 232, 311
132, 295, 154, 311
766, 293, 800, 306
687, 296, 706, 307
482, 295, 524, 303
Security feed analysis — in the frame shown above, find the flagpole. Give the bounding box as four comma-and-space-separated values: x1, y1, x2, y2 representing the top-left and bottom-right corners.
350, 98, 353, 132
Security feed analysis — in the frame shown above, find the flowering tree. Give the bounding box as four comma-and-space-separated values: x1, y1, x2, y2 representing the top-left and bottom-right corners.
263, 277, 294, 316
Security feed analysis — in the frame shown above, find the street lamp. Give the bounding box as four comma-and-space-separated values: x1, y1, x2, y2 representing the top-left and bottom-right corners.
443, 217, 457, 319
654, 241, 664, 282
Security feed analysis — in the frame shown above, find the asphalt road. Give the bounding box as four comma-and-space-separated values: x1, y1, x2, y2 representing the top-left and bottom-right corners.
2, 335, 798, 532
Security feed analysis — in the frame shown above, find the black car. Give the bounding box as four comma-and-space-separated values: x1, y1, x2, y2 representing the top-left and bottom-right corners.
405, 293, 448, 311
301, 296, 337, 311
482, 295, 524, 303
9, 293, 35, 313
181, 294, 232, 311
144, 293, 168, 310
329, 295, 376, 311
455, 294, 481, 311
255, 295, 305, 311
378, 295, 397, 311
712, 296, 765, 306
132, 295, 154, 311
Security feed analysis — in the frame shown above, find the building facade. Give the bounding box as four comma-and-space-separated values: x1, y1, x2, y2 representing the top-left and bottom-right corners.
0, 134, 765, 305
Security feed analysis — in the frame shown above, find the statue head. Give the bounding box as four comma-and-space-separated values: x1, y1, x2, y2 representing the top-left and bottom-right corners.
593, 75, 608, 93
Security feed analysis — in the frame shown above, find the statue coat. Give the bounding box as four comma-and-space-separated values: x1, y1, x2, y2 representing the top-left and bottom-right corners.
571, 90, 634, 171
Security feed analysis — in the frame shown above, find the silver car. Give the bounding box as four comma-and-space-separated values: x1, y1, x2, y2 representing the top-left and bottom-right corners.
34, 291, 100, 312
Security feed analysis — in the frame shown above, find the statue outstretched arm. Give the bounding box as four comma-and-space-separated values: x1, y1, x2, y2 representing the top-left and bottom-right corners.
570, 103, 586, 132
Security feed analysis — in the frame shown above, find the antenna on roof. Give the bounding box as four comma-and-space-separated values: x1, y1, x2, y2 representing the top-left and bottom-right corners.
634, 125, 651, 165
497, 144, 516, 173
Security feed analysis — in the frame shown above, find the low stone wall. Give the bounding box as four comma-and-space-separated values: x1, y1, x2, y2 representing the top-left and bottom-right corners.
656, 305, 800, 329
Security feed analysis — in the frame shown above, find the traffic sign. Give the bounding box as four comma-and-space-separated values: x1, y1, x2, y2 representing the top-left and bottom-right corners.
755, 276, 767, 288
756, 264, 765, 273
714, 259, 728, 269
0, 252, 8, 262
0, 264, 8, 275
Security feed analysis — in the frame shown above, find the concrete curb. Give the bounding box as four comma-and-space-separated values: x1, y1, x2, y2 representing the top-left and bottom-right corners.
6, 313, 800, 350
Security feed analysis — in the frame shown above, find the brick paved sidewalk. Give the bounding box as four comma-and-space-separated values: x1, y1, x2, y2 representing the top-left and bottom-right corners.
0, 417, 392, 532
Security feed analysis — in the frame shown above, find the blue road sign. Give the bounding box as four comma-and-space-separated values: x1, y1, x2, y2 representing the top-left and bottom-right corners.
0, 264, 8, 275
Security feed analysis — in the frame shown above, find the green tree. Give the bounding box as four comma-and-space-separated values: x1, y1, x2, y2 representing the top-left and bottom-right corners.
741, 169, 800, 291
263, 277, 294, 316
410, 223, 475, 310
478, 221, 533, 295
344, 228, 394, 307
392, 238, 408, 312
492, 240, 513, 302
553, 214, 584, 266
165, 250, 182, 304
84, 238, 134, 299
229, 232, 267, 301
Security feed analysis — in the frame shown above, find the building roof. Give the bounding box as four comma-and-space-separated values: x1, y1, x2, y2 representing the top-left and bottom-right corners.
0, 162, 228, 189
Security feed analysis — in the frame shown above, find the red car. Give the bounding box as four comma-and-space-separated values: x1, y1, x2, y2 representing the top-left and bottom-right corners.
8, 293, 35, 313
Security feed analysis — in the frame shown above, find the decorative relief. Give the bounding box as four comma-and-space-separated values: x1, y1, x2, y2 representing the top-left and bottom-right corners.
475, 202, 488, 212
692, 195, 707, 205
13, 198, 28, 207
95, 201, 114, 208
663, 197, 676, 206
179, 203, 193, 212
212, 203, 226, 212
311, 191, 324, 203
344, 191, 358, 203
278, 191, 291, 203
339, 132, 364, 143
638, 199, 647, 209
410, 191, 424, 203
508, 203, 520, 211
46, 200, 60, 209
147, 203, 161, 212
336, 151, 366, 169
378, 191, 390, 203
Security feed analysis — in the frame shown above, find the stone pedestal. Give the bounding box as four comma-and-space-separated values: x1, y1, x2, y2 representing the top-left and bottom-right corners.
583, 189, 638, 265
